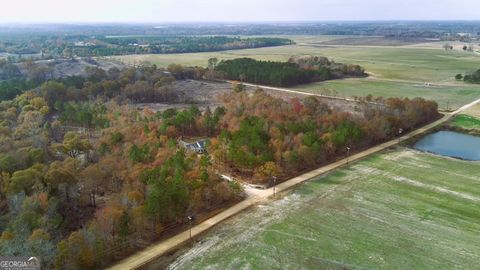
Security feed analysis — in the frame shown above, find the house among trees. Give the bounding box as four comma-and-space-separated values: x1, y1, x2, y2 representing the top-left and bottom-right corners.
178, 138, 208, 154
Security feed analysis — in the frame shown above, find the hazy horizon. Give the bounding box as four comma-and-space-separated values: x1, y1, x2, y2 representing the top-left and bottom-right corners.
2, 20, 480, 25
1, 0, 479, 23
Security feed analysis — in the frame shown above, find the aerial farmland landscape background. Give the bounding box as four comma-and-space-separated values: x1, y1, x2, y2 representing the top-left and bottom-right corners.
0, 1, 479, 269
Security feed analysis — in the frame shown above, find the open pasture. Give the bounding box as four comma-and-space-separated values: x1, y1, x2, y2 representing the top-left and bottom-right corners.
292, 78, 480, 110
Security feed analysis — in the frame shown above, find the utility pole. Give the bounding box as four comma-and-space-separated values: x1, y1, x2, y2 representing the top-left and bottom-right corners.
272, 176, 277, 198
346, 147, 351, 165
188, 215, 193, 239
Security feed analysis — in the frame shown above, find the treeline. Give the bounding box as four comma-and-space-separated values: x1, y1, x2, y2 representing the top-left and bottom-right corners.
0, 59, 23, 80
209, 90, 439, 182
0, 79, 41, 101
0, 59, 82, 101
1, 34, 293, 59
457, 69, 480, 84
0, 58, 56, 101
2, 22, 480, 39
215, 57, 366, 87
87, 36, 293, 56
0, 63, 181, 105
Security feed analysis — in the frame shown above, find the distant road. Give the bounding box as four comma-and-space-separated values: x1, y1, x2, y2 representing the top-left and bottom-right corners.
362, 75, 469, 87
108, 94, 480, 270
228, 81, 387, 107
297, 42, 444, 50
231, 81, 361, 102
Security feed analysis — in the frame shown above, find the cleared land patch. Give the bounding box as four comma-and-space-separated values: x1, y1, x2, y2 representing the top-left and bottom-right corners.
153, 148, 480, 270
138, 79, 367, 117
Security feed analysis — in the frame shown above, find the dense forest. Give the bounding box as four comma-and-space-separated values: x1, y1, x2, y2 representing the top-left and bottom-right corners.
0, 64, 245, 269
0, 35, 293, 59
209, 90, 439, 182
215, 56, 366, 87
0, 60, 440, 269
0, 59, 183, 104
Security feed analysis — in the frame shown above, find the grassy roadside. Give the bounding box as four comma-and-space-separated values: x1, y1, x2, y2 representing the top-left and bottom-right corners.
450, 114, 480, 130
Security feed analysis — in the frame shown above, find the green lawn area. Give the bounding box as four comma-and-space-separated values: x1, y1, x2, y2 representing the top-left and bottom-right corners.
291, 78, 480, 110
451, 114, 480, 130
161, 148, 480, 270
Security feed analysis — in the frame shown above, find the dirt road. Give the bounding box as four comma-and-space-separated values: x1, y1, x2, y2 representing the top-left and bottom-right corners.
108, 94, 480, 270
234, 81, 361, 102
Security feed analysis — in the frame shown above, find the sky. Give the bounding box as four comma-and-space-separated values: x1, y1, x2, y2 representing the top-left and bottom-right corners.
0, 0, 479, 23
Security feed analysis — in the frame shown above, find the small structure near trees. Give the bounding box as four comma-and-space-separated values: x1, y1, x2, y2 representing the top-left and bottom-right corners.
178, 138, 208, 154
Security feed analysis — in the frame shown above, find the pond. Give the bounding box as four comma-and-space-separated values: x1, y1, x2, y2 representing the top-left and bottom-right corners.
414, 130, 480, 161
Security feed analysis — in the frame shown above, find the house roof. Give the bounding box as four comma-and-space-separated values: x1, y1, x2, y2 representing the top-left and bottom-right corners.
179, 139, 207, 150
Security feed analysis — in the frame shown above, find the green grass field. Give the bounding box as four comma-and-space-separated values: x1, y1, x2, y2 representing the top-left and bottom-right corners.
113, 36, 480, 110
292, 78, 480, 109
115, 39, 480, 83
159, 148, 480, 270
451, 114, 480, 130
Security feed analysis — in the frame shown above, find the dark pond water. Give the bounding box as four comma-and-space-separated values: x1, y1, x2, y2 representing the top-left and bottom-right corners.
414, 130, 480, 161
